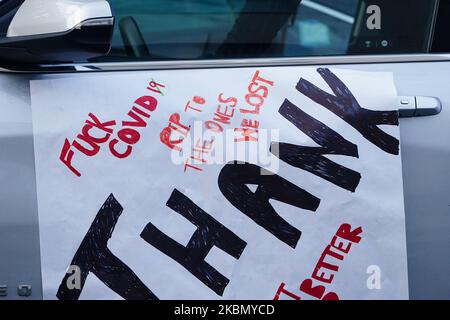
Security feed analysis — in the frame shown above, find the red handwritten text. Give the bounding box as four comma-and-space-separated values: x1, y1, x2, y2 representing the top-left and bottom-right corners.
60, 80, 164, 177
273, 223, 363, 300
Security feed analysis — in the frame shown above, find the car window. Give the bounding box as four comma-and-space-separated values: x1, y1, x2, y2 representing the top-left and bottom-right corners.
88, 0, 438, 62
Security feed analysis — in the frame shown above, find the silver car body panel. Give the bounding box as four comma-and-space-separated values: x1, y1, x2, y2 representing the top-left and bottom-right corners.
1, 55, 449, 299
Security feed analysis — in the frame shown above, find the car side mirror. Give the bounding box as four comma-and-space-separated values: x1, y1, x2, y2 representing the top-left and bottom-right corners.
0, 0, 114, 64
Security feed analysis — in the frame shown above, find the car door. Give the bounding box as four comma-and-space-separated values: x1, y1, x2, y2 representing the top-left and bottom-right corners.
0, 0, 449, 299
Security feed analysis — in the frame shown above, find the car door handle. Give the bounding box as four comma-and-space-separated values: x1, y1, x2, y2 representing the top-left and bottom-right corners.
398, 96, 442, 118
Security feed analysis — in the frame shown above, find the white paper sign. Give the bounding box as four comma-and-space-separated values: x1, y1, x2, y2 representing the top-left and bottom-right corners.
30, 66, 408, 300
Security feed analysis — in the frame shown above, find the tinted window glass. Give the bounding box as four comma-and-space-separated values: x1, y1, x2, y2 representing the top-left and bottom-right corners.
92, 0, 438, 62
